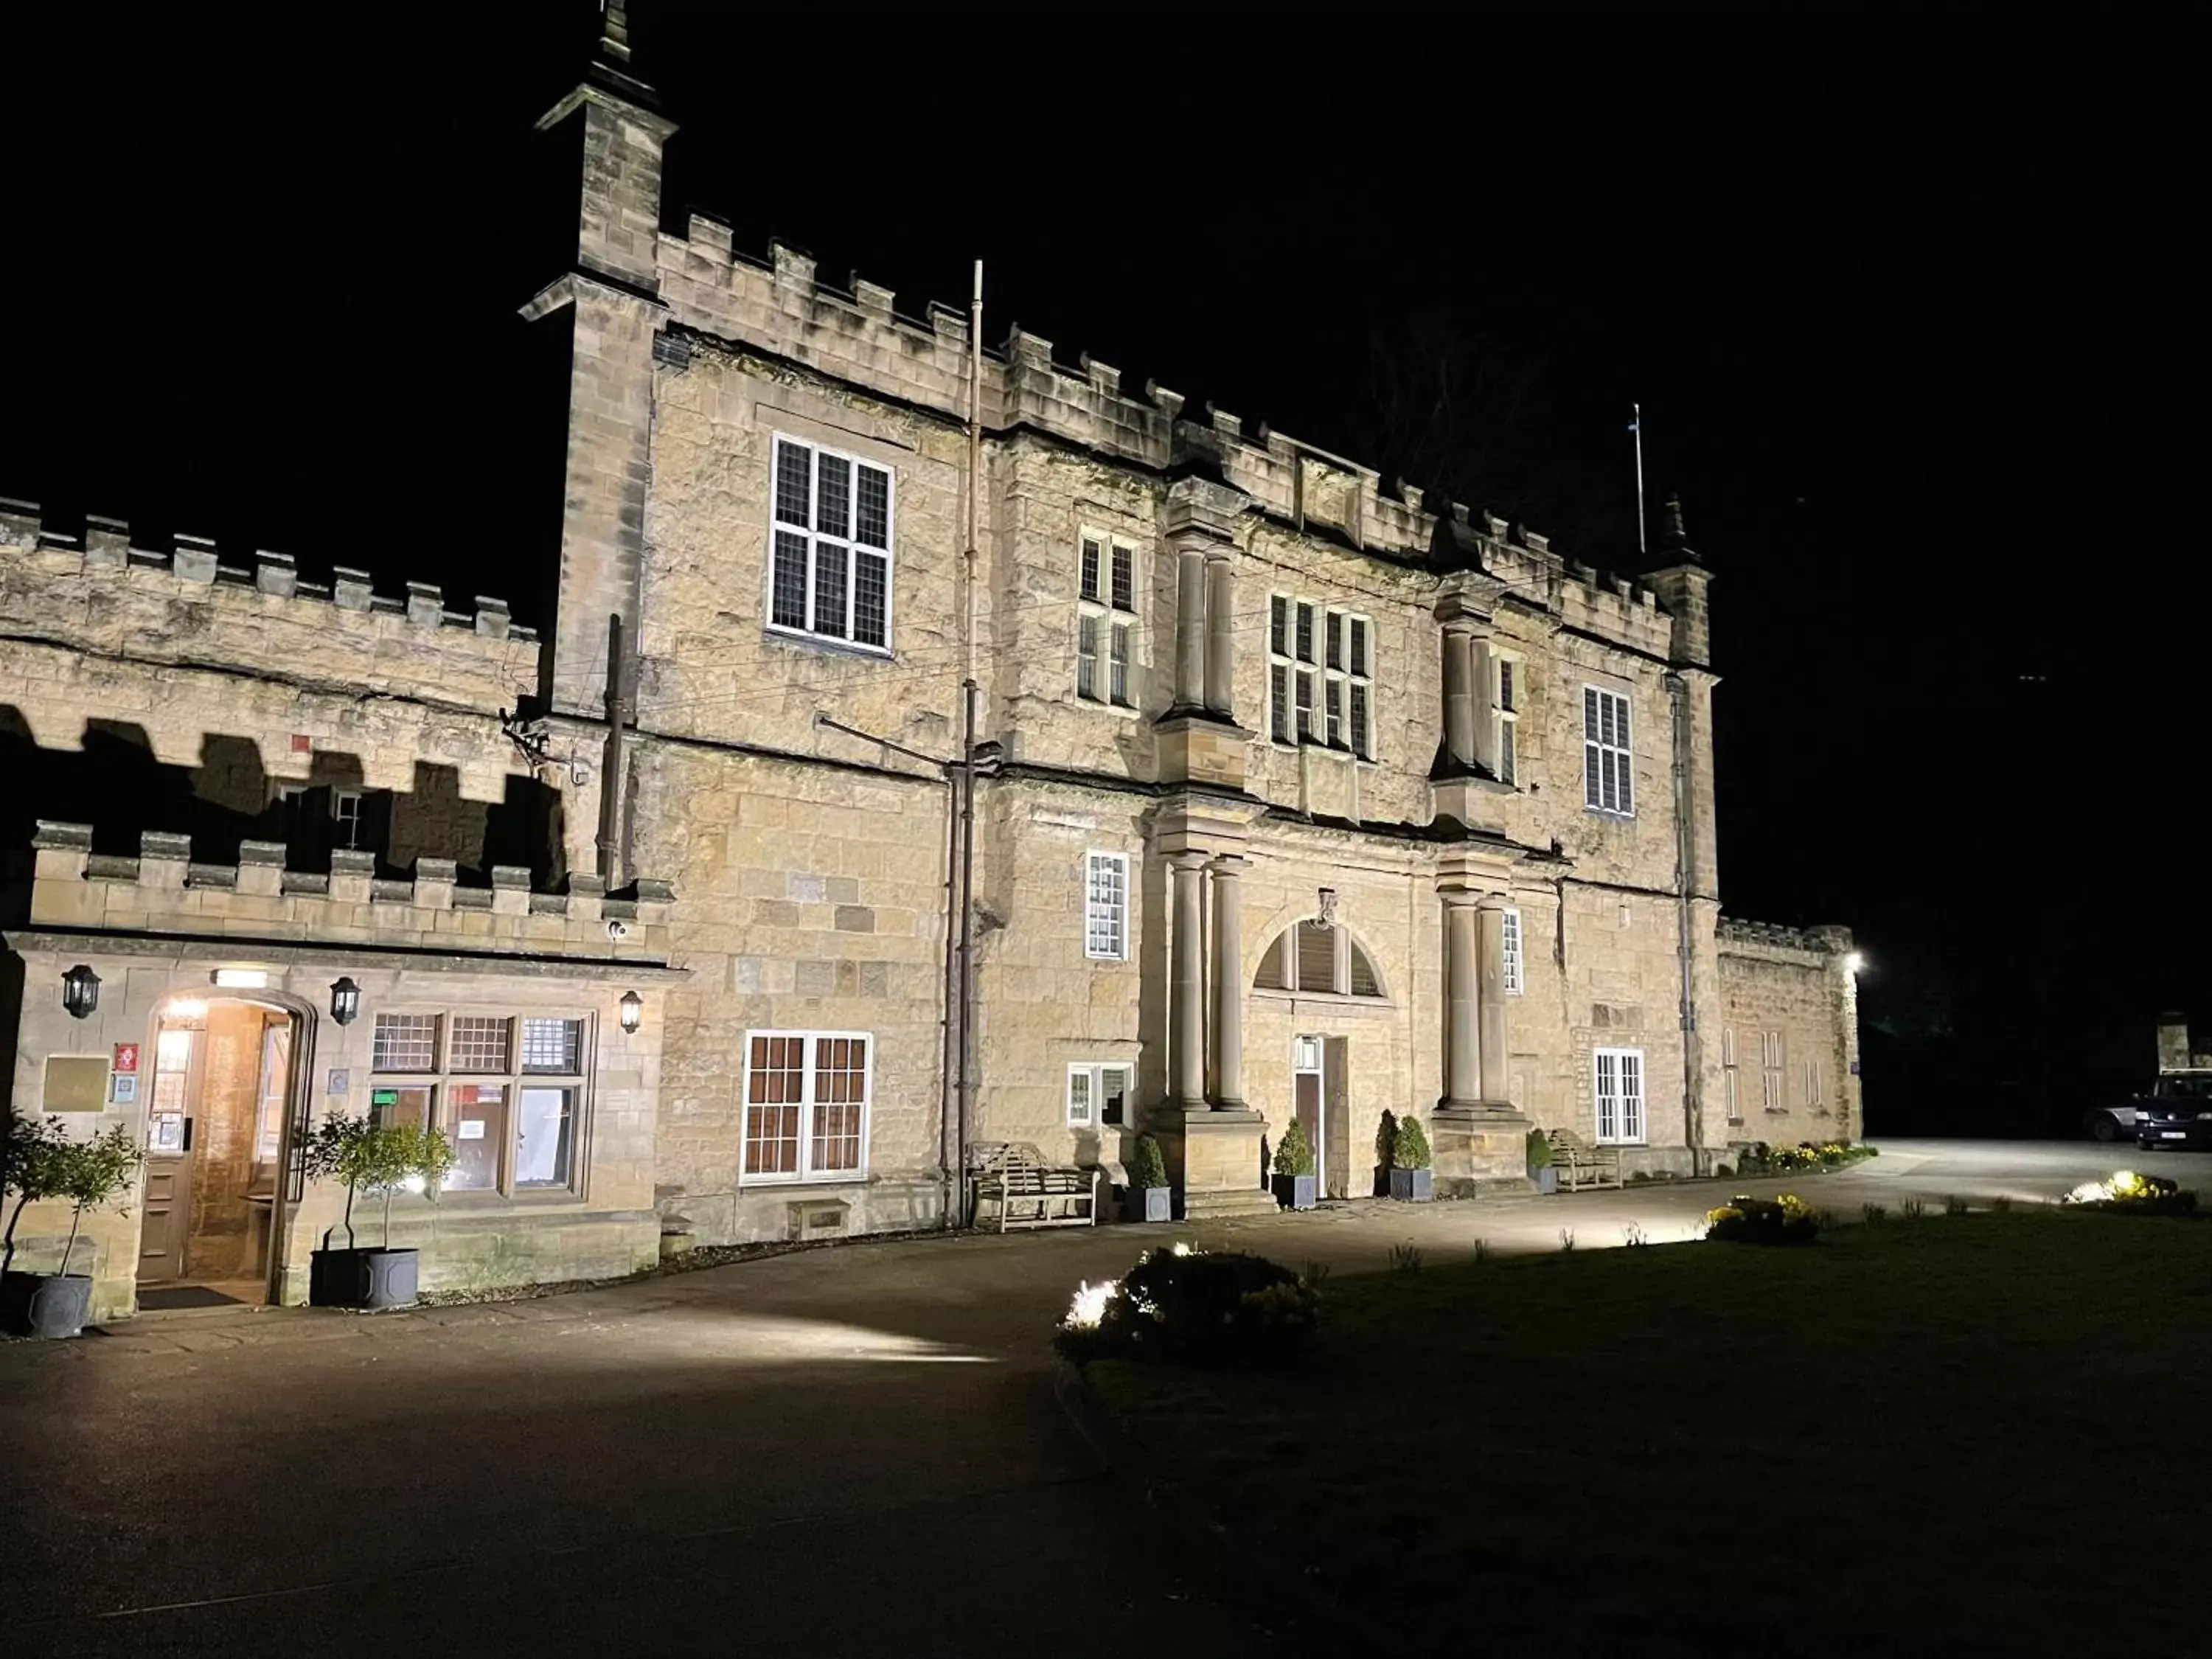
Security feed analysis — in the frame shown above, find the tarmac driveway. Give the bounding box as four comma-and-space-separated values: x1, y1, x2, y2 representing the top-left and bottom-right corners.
0, 1137, 2193, 1655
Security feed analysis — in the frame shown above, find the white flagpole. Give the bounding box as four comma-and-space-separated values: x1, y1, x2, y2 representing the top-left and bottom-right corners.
1631, 403, 1646, 558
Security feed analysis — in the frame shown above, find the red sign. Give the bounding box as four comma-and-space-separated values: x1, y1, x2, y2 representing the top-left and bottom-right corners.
113, 1043, 140, 1074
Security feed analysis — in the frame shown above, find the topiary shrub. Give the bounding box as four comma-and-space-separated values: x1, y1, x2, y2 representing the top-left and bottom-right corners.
1129, 1133, 1169, 1192
1705, 1192, 1820, 1246
1273, 1119, 1316, 1178
1055, 1245, 1319, 1366
1392, 1116, 1432, 1171
1526, 1128, 1553, 1171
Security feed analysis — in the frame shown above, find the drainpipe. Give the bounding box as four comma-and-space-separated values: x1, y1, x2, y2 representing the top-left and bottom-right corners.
596, 613, 628, 888
1667, 671, 1702, 1169
954, 260, 984, 1229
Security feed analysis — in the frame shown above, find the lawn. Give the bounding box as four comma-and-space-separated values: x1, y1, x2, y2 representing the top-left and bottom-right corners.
1086, 1211, 2211, 1654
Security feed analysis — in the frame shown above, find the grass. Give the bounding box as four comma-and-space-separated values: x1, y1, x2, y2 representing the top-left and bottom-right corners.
1087, 1211, 2212, 1655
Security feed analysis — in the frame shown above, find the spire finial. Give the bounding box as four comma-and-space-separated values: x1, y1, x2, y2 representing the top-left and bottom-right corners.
599, 1, 632, 64
1661, 491, 1687, 549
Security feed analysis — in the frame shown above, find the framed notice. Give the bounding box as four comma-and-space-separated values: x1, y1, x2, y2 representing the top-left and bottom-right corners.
113, 1042, 141, 1074
110, 1074, 139, 1105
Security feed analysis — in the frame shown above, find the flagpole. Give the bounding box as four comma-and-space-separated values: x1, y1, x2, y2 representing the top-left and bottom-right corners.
1631, 403, 1646, 558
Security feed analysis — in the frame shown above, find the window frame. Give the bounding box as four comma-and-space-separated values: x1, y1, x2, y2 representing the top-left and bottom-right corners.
1582, 684, 1635, 817
1270, 594, 1374, 759
1760, 1029, 1786, 1111
1722, 1026, 1742, 1124
1084, 850, 1131, 962
1253, 923, 1390, 1004
1501, 906, 1524, 996
1493, 650, 1523, 787
739, 1029, 874, 1186
366, 1009, 594, 1199
1065, 1061, 1133, 1130
1804, 1057, 1825, 1110
767, 432, 897, 655
1075, 528, 1141, 710
1593, 1045, 1646, 1145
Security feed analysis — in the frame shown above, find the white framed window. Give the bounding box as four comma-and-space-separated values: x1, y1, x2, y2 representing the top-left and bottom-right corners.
1253, 922, 1388, 1001
368, 1009, 591, 1195
769, 434, 894, 652
1501, 906, 1524, 995
1084, 851, 1130, 961
1722, 1026, 1742, 1123
332, 788, 364, 849
1760, 1030, 1785, 1110
741, 1031, 871, 1183
1066, 1062, 1132, 1129
1077, 531, 1138, 707
1582, 686, 1634, 815
1495, 654, 1522, 787
1270, 596, 1373, 758
1804, 1058, 1825, 1110
1593, 1046, 1646, 1144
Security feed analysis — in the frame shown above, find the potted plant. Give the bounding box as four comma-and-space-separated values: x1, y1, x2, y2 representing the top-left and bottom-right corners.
1, 1114, 145, 1338
303, 1113, 456, 1310
1389, 1116, 1434, 1201
1270, 1119, 1318, 1211
1528, 1127, 1557, 1195
1124, 1133, 1172, 1222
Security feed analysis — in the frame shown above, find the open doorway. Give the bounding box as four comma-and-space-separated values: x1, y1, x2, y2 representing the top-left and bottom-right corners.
1293, 1035, 1354, 1200
137, 997, 300, 1310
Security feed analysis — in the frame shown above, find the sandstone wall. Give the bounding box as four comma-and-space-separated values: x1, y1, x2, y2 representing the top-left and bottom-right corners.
1717, 922, 1857, 1151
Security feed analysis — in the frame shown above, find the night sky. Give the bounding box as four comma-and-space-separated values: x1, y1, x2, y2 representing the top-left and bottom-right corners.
7, 6, 2208, 1130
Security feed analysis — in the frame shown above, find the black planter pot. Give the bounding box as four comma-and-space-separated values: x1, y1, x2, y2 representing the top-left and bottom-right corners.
1389, 1167, 1434, 1202
1271, 1172, 1318, 1211
0, 1270, 95, 1338
1532, 1166, 1559, 1196
1124, 1186, 1173, 1223
309, 1246, 420, 1310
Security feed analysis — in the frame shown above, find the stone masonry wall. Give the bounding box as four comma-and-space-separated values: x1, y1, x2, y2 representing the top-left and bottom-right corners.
1717, 921, 1857, 1150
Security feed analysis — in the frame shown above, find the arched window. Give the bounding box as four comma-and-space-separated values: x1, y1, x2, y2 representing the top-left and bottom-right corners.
1254, 922, 1388, 1001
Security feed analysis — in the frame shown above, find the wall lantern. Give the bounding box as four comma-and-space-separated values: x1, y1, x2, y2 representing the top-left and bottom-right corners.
1844, 952, 1867, 975
619, 990, 644, 1034
61, 964, 101, 1020
329, 976, 363, 1026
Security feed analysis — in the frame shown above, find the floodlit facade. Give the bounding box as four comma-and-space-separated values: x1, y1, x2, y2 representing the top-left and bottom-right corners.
0, 10, 1859, 1320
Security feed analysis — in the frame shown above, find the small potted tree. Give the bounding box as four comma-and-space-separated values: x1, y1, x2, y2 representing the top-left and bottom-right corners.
1270, 1119, 1318, 1211
1528, 1128, 1557, 1195
1, 1115, 145, 1339
1389, 1116, 1434, 1201
305, 1113, 456, 1310
1124, 1133, 1172, 1222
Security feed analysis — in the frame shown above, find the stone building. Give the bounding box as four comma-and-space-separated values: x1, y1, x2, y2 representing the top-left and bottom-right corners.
0, 10, 1859, 1320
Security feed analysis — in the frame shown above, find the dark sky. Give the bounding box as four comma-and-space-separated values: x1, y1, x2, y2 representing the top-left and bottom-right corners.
7, 5, 2208, 1123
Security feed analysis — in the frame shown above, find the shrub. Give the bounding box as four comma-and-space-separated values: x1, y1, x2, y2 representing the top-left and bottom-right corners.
1392, 1116, 1432, 1172
1526, 1129, 1553, 1172
1, 1117, 143, 1276
2062, 1171, 2198, 1217
1863, 1203, 1888, 1225
1744, 1140, 1878, 1177
1054, 1245, 1318, 1366
1129, 1134, 1169, 1192
1389, 1242, 1424, 1273
303, 1114, 457, 1249
1273, 1119, 1316, 1179
1705, 1192, 1820, 1246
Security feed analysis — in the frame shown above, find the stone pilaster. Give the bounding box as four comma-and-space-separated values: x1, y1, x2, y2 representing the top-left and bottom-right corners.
1440, 890, 1481, 1109
1208, 854, 1248, 1110
1168, 851, 1208, 1112
1430, 860, 1532, 1196
1441, 617, 1478, 771
1477, 892, 1512, 1105
1203, 549, 1236, 720
1173, 546, 1207, 712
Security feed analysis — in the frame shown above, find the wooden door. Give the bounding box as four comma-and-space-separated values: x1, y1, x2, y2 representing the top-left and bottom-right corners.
136, 1026, 201, 1281
1293, 1035, 1324, 1189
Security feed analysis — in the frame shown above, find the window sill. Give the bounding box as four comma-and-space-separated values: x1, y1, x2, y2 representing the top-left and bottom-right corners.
763, 625, 894, 661
738, 1171, 872, 1189
1074, 697, 1144, 719
1083, 952, 1131, 965
1584, 807, 1638, 822
1269, 740, 1380, 766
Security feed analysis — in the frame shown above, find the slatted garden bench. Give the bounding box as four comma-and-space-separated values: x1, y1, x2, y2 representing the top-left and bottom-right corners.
1548, 1127, 1624, 1192
970, 1142, 1099, 1231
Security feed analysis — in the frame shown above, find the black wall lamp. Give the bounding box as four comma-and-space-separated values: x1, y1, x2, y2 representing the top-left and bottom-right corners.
329, 976, 362, 1026
61, 964, 101, 1020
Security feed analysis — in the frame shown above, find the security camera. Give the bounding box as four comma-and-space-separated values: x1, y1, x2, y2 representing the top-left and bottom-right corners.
606, 919, 629, 941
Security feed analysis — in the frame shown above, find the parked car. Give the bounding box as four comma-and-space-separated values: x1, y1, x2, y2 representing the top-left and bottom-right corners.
2085, 1100, 2140, 1142
2136, 1073, 2212, 1150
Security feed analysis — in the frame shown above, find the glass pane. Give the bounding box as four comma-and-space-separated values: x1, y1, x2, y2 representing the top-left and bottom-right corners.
1618, 748, 1633, 815
815, 453, 851, 539
1498, 659, 1516, 712
1295, 670, 1314, 740
852, 552, 888, 647
445, 1084, 507, 1190
256, 1022, 291, 1161
746, 1034, 804, 1176
811, 1036, 866, 1173
521, 1018, 582, 1074
1349, 618, 1368, 677
448, 1016, 512, 1074
1111, 542, 1133, 611
1325, 678, 1341, 745
369, 1085, 431, 1131
1086, 855, 1125, 958
1271, 665, 1290, 742
1326, 611, 1343, 669
372, 1013, 439, 1073
1295, 602, 1313, 663
775, 442, 813, 526
1500, 717, 1517, 785
1077, 614, 1098, 699
1584, 686, 1600, 741
1101, 1069, 1128, 1127
1068, 1070, 1092, 1126
515, 1087, 574, 1187
772, 530, 810, 629
1256, 931, 1287, 990
813, 540, 849, 638
1347, 942, 1381, 998
1080, 538, 1101, 602
854, 465, 890, 549
1350, 683, 1368, 757
1270, 594, 1288, 655
1110, 623, 1130, 705
1585, 742, 1603, 808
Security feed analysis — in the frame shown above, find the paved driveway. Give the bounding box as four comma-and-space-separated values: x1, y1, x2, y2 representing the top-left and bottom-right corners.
0, 1138, 2195, 1654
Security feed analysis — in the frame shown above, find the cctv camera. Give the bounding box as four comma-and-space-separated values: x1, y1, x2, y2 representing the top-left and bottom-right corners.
606, 919, 629, 941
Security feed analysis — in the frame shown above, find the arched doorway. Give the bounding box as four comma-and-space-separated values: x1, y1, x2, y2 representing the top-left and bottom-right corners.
136, 990, 312, 1310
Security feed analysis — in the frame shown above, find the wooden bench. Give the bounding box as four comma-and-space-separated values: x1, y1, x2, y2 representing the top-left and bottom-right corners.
970, 1142, 1099, 1232
1547, 1128, 1623, 1192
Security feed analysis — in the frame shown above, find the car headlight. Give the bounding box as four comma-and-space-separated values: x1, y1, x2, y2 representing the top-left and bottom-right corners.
2197, 1110, 2212, 1121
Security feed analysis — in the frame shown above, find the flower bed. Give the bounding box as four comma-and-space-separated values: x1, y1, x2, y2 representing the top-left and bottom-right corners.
2061, 1170, 2197, 1217
1055, 1243, 1319, 1366
1739, 1140, 1879, 1176
1705, 1192, 1820, 1245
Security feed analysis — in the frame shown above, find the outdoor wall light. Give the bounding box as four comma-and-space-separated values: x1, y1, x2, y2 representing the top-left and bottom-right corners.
61, 964, 101, 1020
619, 990, 644, 1034
1845, 952, 1866, 975
329, 976, 362, 1026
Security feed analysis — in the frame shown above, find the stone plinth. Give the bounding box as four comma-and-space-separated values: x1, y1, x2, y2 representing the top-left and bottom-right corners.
1432, 1104, 1535, 1198
1167, 1107, 1278, 1220
1155, 713, 1249, 793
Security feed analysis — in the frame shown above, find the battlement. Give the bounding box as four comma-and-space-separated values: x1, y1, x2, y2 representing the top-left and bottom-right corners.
652, 223, 1675, 658
1718, 917, 1852, 959
28, 821, 672, 960
0, 500, 540, 710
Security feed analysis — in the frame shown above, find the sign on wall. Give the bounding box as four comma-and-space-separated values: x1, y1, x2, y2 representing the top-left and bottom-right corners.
110, 1074, 139, 1105
113, 1042, 140, 1074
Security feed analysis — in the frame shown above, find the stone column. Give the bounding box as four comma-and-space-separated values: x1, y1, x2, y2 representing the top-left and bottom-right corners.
1441, 891, 1481, 1107
1175, 546, 1207, 711
1441, 619, 1478, 770
1469, 632, 1497, 775
1169, 851, 1209, 1110
1477, 892, 1512, 1103
1208, 855, 1248, 1109
1203, 549, 1236, 720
